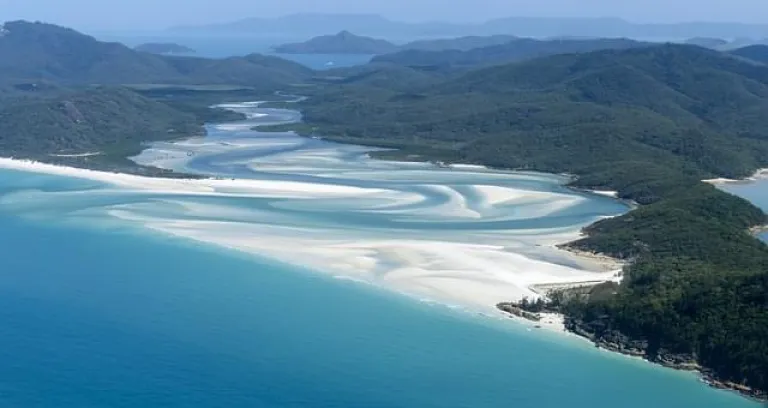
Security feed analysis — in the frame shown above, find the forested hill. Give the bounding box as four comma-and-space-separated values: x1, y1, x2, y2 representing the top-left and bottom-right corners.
0, 87, 204, 173
293, 43, 768, 396
371, 37, 649, 69
303, 44, 768, 196
0, 21, 312, 88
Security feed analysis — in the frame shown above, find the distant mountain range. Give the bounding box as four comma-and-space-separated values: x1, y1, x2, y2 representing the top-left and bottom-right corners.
0, 21, 311, 88
171, 13, 768, 40
371, 37, 649, 68
272, 31, 519, 55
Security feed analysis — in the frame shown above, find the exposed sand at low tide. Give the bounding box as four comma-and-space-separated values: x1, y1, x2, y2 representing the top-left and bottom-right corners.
0, 157, 626, 330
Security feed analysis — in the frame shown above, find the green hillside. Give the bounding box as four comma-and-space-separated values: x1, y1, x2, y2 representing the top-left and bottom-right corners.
291, 44, 768, 396
0, 87, 204, 175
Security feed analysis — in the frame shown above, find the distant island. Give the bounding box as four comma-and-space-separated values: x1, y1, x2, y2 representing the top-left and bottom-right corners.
134, 42, 196, 55
683, 37, 729, 49
273, 31, 398, 54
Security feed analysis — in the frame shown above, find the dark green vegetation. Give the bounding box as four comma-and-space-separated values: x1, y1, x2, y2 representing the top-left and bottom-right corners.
0, 86, 205, 175
273, 31, 398, 54
371, 38, 648, 69
561, 184, 768, 399
289, 44, 768, 397
134, 42, 196, 55
0, 82, 288, 175
0, 21, 312, 175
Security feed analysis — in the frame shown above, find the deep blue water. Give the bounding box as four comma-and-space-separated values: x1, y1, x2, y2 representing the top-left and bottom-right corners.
0, 170, 758, 407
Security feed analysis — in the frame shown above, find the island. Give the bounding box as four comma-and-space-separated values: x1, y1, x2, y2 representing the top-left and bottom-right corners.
134, 42, 196, 55
683, 37, 729, 49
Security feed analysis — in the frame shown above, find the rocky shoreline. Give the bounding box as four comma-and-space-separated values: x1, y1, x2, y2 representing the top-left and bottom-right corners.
497, 301, 766, 403
563, 317, 767, 402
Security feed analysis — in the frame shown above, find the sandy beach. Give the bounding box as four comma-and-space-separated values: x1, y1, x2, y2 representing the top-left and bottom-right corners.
703, 168, 768, 185
0, 157, 627, 330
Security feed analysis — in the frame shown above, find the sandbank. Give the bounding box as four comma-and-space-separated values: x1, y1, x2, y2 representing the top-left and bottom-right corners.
0, 157, 627, 332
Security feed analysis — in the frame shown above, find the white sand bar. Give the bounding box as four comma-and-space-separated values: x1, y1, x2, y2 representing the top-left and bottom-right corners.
0, 153, 627, 326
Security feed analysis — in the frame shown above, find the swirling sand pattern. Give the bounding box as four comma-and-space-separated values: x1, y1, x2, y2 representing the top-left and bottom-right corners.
0, 103, 629, 311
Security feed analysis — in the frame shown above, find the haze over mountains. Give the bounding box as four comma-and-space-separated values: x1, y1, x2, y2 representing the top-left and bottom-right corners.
370, 38, 648, 68
272, 31, 520, 55
0, 21, 311, 87
171, 13, 768, 40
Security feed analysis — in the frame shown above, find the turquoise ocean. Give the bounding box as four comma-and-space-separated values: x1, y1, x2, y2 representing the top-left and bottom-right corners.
0, 106, 761, 407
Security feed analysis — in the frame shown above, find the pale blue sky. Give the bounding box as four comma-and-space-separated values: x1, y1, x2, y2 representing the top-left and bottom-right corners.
1, 0, 767, 30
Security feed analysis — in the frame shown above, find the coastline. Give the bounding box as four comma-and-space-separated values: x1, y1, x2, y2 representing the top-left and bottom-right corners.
703, 168, 768, 185
495, 170, 768, 402
4, 98, 764, 402
497, 291, 768, 403
564, 316, 768, 403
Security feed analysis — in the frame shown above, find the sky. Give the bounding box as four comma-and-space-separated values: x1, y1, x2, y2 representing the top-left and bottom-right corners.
1, 0, 768, 31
